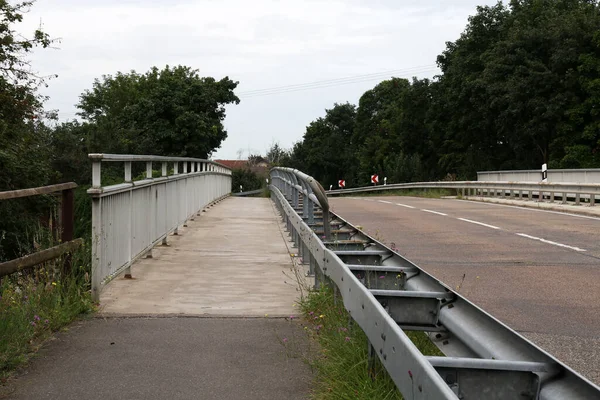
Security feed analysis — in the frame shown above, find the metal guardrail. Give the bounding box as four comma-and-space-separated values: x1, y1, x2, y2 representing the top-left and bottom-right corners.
271, 168, 331, 239
88, 154, 232, 301
270, 169, 600, 400
327, 181, 599, 206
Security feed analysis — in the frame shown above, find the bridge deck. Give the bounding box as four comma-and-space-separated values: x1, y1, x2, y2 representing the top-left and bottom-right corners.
100, 196, 302, 316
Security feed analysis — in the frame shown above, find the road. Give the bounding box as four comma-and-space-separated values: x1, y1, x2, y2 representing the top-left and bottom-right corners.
330, 196, 600, 384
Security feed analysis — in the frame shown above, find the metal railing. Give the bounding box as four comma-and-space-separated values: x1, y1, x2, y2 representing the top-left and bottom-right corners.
327, 180, 599, 206
270, 168, 331, 239
88, 154, 231, 301
478, 168, 600, 183
270, 169, 600, 399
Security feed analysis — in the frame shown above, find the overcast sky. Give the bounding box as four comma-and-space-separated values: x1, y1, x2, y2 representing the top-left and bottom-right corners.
22, 0, 499, 159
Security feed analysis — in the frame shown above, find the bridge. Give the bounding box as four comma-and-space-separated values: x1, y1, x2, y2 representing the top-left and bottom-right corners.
5, 154, 600, 399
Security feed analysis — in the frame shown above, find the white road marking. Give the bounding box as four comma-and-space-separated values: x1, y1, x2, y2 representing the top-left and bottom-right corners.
378, 200, 393, 204
516, 233, 587, 252
454, 199, 600, 222
422, 209, 448, 216
457, 218, 501, 230
396, 203, 416, 209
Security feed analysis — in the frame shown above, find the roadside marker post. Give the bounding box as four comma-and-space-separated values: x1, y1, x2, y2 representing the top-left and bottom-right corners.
542, 163, 548, 183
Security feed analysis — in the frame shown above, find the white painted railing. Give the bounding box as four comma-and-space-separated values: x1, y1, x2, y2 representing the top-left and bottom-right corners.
327, 181, 599, 206
88, 154, 231, 301
478, 168, 600, 183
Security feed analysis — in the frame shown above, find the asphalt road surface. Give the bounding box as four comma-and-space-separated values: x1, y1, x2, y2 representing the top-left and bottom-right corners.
330, 196, 600, 385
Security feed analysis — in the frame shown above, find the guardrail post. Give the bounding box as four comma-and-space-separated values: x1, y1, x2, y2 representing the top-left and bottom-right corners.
367, 342, 378, 380
307, 197, 315, 224
528, 190, 532, 201
323, 208, 331, 240
575, 193, 581, 205
550, 191, 555, 202
562, 192, 567, 204
591, 193, 595, 206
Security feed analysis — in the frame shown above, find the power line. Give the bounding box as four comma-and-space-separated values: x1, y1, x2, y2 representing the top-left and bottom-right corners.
238, 65, 435, 95
238, 65, 438, 98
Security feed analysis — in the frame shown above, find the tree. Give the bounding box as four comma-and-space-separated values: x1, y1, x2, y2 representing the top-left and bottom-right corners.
0, 0, 58, 260
433, 2, 512, 179
77, 65, 240, 158
265, 141, 291, 166
293, 103, 357, 188
0, 0, 56, 191
353, 78, 410, 181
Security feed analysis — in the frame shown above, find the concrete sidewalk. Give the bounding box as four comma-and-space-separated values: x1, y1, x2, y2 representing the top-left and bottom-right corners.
3, 197, 313, 400
462, 195, 600, 218
100, 196, 304, 316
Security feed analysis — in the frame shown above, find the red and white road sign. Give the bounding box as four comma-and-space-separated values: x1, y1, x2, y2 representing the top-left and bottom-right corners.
338, 180, 345, 188
371, 174, 379, 184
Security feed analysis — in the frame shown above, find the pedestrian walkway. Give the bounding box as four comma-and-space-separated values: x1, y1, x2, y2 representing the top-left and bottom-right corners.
463, 195, 600, 218
4, 197, 313, 400
100, 196, 303, 316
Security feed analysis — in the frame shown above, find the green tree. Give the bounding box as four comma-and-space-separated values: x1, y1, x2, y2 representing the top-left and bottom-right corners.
0, 0, 58, 260
231, 168, 263, 192
433, 2, 512, 179
265, 141, 291, 166
294, 103, 357, 188
354, 78, 411, 182
77, 65, 240, 158
0, 0, 56, 190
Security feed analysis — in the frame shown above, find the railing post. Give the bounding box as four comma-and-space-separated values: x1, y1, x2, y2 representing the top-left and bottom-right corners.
146, 162, 152, 179
91, 194, 102, 303
124, 161, 135, 276
124, 161, 132, 182
92, 160, 101, 188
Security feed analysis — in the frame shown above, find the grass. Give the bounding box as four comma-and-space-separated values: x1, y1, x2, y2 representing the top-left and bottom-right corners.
337, 188, 456, 199
0, 247, 94, 381
297, 286, 443, 400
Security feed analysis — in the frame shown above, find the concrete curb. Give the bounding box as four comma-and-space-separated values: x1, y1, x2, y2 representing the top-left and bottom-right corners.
462, 196, 600, 218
